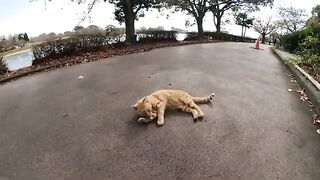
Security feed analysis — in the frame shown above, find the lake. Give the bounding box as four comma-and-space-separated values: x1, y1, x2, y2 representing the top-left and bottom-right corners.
2, 49, 34, 71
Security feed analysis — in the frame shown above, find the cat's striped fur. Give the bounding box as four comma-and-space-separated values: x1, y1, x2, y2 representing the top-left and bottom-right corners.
132, 90, 214, 126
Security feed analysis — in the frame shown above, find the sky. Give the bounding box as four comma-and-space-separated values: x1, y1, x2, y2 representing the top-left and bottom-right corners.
0, 0, 319, 38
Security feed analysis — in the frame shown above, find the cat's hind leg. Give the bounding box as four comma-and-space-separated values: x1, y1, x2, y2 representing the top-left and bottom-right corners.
183, 107, 199, 120
188, 102, 204, 119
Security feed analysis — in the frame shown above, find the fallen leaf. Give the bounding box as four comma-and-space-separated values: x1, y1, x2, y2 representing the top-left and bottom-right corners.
286, 129, 294, 134
295, 89, 305, 95
312, 114, 318, 120
288, 89, 293, 92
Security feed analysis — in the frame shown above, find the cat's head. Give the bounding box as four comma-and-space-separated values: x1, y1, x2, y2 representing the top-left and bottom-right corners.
131, 96, 157, 120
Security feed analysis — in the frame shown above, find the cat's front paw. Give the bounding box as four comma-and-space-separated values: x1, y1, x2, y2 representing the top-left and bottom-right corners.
197, 112, 204, 120
157, 119, 164, 126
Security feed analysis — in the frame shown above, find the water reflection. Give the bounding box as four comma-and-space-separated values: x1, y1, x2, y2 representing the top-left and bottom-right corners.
3, 50, 34, 71
176, 33, 187, 41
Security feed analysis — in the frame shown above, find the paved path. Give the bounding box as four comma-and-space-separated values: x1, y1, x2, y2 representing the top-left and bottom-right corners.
0, 42, 319, 179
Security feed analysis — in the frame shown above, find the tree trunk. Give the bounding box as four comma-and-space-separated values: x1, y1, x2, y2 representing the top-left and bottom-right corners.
241, 26, 244, 37
196, 17, 204, 38
124, 0, 136, 44
215, 15, 222, 33
244, 27, 247, 37
261, 32, 266, 44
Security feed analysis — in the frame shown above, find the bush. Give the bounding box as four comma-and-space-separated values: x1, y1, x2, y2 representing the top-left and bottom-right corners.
0, 57, 8, 75
31, 31, 257, 65
137, 30, 178, 43
292, 51, 320, 80
287, 22, 320, 81
301, 23, 320, 55
184, 32, 255, 42
184, 32, 200, 41
32, 34, 122, 61
282, 31, 305, 53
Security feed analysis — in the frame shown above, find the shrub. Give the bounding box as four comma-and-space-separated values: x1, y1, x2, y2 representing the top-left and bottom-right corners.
184, 32, 255, 42
284, 21, 320, 81
137, 30, 178, 43
0, 57, 8, 75
292, 51, 320, 81
282, 31, 305, 53
32, 34, 122, 62
301, 23, 320, 55
184, 32, 200, 41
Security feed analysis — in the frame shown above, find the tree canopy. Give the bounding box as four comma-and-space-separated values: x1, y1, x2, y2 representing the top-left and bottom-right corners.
24, 33, 30, 42
278, 6, 308, 33
235, 12, 253, 37
109, 0, 164, 22
312, 5, 320, 18
74, 25, 84, 31
209, 0, 274, 32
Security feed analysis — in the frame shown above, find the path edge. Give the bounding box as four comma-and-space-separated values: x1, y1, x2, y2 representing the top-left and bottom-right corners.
271, 47, 320, 115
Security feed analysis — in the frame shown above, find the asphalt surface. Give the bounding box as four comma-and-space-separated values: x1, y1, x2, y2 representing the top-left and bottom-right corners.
0, 42, 320, 179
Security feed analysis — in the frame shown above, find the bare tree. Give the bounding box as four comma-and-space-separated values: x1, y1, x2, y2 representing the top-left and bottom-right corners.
253, 16, 277, 43
169, 0, 209, 37
208, 0, 274, 32
278, 6, 307, 33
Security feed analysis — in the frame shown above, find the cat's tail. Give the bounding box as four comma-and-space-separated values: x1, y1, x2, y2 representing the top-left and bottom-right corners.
192, 93, 215, 104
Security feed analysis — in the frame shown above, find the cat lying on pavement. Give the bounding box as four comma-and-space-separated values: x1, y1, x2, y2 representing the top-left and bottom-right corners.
132, 89, 214, 126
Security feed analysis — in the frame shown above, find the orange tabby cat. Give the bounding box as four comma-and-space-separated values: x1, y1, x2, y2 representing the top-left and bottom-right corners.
132, 90, 214, 126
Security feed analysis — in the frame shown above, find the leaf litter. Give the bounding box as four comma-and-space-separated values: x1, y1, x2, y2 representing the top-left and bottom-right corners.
285, 69, 320, 135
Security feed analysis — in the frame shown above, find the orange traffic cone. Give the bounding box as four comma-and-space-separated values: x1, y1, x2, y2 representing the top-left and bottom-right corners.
255, 39, 260, 49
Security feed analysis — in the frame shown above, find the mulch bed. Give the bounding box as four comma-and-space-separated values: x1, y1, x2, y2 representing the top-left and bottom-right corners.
0, 40, 218, 84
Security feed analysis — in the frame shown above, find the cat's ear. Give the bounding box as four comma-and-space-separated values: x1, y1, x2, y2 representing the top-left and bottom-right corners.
142, 96, 147, 102
131, 104, 138, 110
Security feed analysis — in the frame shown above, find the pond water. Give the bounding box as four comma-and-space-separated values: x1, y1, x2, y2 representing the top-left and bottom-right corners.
176, 33, 187, 41
3, 49, 34, 71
